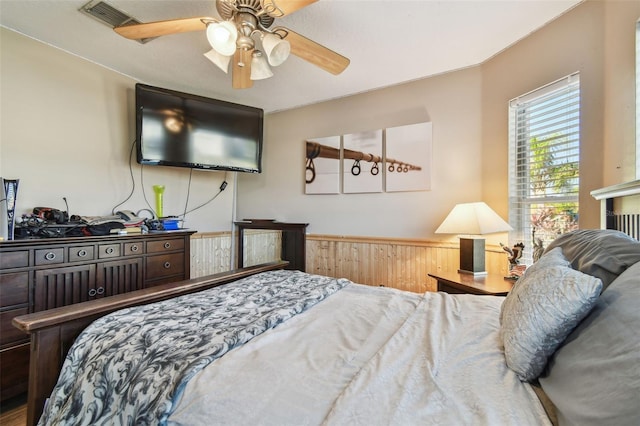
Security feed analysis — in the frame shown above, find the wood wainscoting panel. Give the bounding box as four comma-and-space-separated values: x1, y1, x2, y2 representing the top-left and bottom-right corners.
241, 229, 282, 267
190, 233, 511, 292
190, 232, 232, 278
190, 231, 281, 278
307, 235, 510, 293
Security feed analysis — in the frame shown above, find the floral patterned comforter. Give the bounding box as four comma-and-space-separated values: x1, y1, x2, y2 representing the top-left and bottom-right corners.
38, 270, 349, 426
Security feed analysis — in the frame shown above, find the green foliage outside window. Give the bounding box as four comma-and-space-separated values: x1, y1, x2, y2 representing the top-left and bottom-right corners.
527, 135, 579, 260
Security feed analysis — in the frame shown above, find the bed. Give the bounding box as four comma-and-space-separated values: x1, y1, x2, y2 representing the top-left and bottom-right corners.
12, 229, 640, 426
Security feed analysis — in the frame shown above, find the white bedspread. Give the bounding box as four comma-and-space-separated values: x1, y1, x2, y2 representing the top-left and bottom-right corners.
168, 284, 551, 426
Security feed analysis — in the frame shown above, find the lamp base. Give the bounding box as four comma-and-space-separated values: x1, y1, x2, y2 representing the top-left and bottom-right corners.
459, 237, 486, 275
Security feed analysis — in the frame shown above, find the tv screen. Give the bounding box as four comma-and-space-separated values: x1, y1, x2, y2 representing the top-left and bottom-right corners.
135, 83, 263, 173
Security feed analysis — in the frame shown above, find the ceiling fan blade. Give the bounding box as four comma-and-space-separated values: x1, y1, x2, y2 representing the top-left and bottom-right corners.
114, 17, 212, 40
279, 28, 350, 75
261, 0, 318, 17
233, 49, 254, 89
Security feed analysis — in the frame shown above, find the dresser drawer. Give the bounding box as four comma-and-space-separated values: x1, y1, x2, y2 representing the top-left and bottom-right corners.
0, 250, 29, 269
0, 272, 29, 307
0, 307, 29, 346
69, 245, 95, 262
0, 342, 29, 400
98, 244, 121, 259
124, 241, 144, 256
35, 247, 65, 265
147, 238, 184, 254
146, 253, 185, 280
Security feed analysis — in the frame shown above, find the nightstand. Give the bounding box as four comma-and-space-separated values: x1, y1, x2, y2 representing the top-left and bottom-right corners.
428, 271, 514, 296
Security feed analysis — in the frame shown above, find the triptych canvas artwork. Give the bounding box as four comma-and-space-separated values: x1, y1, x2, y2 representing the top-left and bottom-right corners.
305, 122, 432, 194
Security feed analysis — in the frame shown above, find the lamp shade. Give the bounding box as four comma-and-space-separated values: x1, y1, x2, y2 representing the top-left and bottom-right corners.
203, 49, 232, 73
436, 202, 512, 275
435, 202, 512, 235
206, 21, 238, 56
250, 50, 273, 80
262, 33, 290, 66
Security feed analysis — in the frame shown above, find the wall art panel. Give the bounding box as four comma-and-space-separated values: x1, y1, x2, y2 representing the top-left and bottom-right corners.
305, 136, 341, 194
343, 130, 383, 194
385, 122, 432, 192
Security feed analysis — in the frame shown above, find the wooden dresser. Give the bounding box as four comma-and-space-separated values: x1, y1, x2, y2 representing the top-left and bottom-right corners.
0, 230, 195, 401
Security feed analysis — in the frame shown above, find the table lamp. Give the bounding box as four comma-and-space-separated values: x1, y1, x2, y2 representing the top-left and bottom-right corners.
435, 202, 513, 275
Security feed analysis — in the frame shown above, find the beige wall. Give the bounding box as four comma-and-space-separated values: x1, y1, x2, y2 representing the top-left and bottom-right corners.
481, 0, 640, 230
238, 0, 638, 238
238, 67, 485, 240
0, 29, 235, 233
1, 0, 637, 243
602, 1, 639, 185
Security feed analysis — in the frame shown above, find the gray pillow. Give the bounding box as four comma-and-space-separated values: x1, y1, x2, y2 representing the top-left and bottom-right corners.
539, 260, 640, 426
500, 247, 603, 382
498, 247, 570, 323
544, 229, 640, 290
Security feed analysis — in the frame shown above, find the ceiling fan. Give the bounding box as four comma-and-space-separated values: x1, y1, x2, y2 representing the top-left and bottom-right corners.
113, 0, 350, 89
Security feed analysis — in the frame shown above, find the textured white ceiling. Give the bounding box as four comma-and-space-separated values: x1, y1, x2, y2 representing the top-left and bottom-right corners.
0, 0, 582, 112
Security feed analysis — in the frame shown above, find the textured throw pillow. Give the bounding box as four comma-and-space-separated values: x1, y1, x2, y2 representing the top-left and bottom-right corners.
539, 260, 640, 426
499, 247, 570, 323
544, 229, 640, 290
500, 247, 603, 382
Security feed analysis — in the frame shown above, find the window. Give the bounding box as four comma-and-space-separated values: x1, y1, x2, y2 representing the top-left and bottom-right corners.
508, 73, 580, 264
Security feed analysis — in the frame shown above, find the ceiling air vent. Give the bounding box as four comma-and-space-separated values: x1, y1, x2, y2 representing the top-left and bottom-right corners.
79, 0, 153, 43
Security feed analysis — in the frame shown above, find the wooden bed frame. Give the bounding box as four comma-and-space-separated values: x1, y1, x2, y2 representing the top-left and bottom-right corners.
12, 260, 288, 426
12, 179, 640, 426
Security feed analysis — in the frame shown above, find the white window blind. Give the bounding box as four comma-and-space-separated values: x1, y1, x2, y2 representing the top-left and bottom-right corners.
508, 73, 580, 264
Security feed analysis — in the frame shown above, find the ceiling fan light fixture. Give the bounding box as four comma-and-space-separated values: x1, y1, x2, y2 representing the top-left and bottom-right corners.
206, 21, 238, 56
262, 33, 290, 66
204, 48, 232, 73
112, 0, 350, 89
250, 51, 273, 80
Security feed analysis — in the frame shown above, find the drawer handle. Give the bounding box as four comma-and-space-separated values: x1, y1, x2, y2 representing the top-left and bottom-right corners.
44, 252, 56, 261
163, 262, 171, 269
164, 242, 171, 249
77, 249, 88, 257
131, 245, 139, 252
89, 287, 104, 297
106, 247, 115, 254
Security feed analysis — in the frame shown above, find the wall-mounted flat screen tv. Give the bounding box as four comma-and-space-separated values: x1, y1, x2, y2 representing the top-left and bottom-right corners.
136, 83, 263, 173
